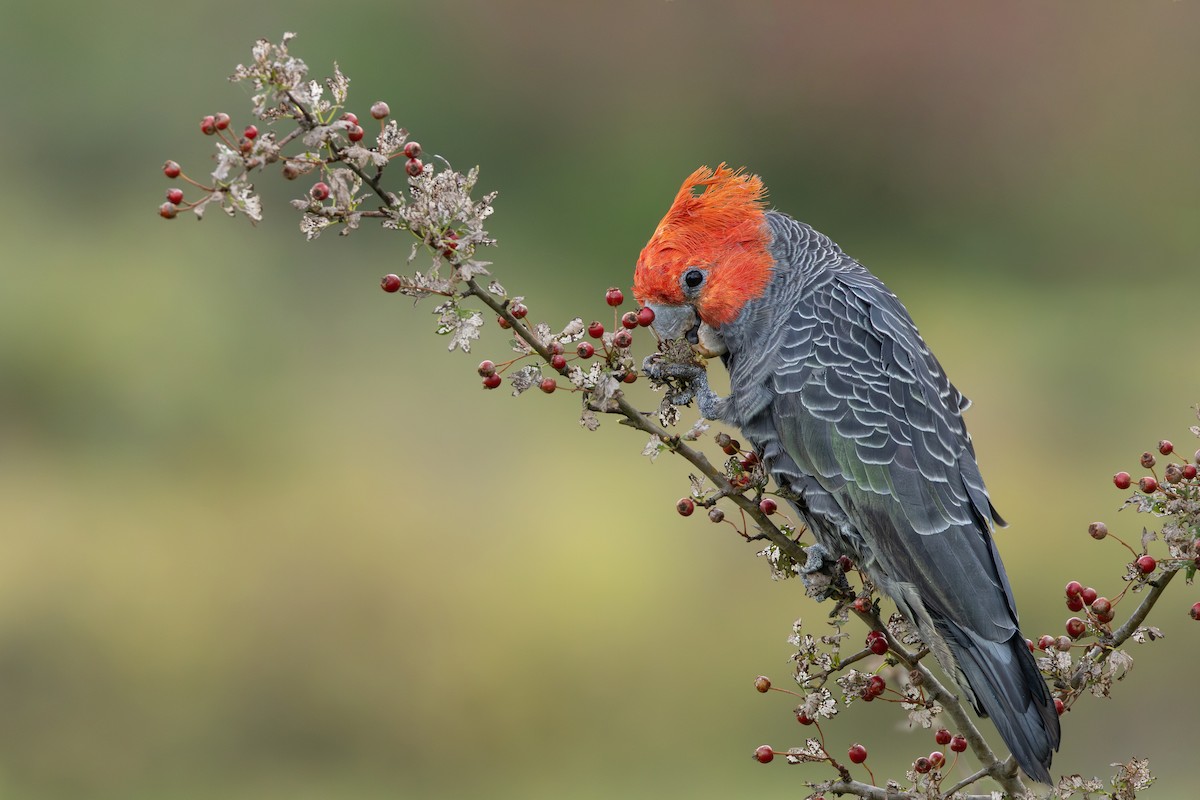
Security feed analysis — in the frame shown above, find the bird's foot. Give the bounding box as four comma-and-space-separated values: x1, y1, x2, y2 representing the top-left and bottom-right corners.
642, 354, 728, 420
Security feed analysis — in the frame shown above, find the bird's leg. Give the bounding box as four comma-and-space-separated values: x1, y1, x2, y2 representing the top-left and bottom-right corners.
641, 355, 731, 421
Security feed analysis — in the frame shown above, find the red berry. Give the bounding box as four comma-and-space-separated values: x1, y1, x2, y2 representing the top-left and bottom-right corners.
1088, 521, 1108, 540
162, 160, 182, 178
1139, 476, 1158, 493
759, 498, 778, 515
1190, 603, 1200, 620
914, 757, 931, 774
742, 452, 760, 468
722, 439, 741, 456
950, 735, 967, 753
847, 744, 867, 764
621, 311, 639, 329
1136, 555, 1156, 574
405, 158, 424, 176
1081, 586, 1098, 606
158, 202, 177, 219
1158, 439, 1174, 456
497, 316, 511, 330
588, 321, 605, 338
866, 630, 886, 642
348, 125, 365, 142
510, 303, 528, 319
613, 330, 633, 348
1065, 580, 1083, 598
403, 141, 421, 159
605, 287, 625, 307
1066, 595, 1084, 612
1054, 698, 1065, 715
935, 728, 952, 746
548, 341, 564, 356
1140, 451, 1156, 469
576, 342, 595, 359
1113, 472, 1132, 490
370, 101, 390, 119
754, 675, 771, 693
838, 554, 853, 572
1055, 635, 1073, 652
796, 711, 814, 725
200, 115, 217, 135
338, 112, 358, 125
311, 182, 330, 201
166, 188, 184, 205
1184, 465, 1198, 480
1025, 638, 1035, 652
482, 373, 502, 389
754, 745, 774, 764
637, 306, 656, 326
676, 498, 695, 517
243, 125, 258, 140
539, 378, 557, 394
1065, 617, 1086, 639
928, 751, 945, 769
380, 273, 402, 293
1037, 635, 1055, 651
214, 112, 231, 130
622, 371, 637, 384
1195, 448, 1200, 465
1091, 596, 1112, 615
477, 360, 496, 376
868, 637, 888, 656
852, 597, 871, 613
550, 354, 567, 370
866, 675, 885, 697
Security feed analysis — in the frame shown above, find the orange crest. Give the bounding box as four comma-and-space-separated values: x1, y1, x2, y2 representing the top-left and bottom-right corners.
633, 164, 773, 326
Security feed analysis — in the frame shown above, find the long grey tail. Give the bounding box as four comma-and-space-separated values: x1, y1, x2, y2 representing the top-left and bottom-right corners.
947, 624, 1061, 784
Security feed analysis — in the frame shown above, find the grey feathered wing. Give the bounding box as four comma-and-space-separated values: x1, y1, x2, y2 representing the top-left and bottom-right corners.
764, 267, 1060, 782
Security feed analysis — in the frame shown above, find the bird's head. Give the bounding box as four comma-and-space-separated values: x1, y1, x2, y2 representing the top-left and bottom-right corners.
633, 164, 774, 356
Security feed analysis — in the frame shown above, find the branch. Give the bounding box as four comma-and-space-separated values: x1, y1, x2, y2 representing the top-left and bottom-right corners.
822, 779, 1001, 800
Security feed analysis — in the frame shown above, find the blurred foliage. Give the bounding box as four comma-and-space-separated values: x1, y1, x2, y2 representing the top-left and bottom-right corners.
0, 1, 1198, 798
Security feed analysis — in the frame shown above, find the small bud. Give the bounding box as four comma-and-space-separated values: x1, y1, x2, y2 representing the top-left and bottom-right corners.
1140, 451, 1156, 469
403, 141, 422, 159
380, 274, 402, 293
162, 160, 182, 178
1113, 471, 1132, 490
370, 101, 390, 119
707, 507, 725, 523
1088, 521, 1108, 540
605, 287, 625, 307
1158, 439, 1174, 455
754, 676, 771, 693
405, 157, 424, 176
753, 745, 774, 764
676, 498, 695, 517
637, 306, 656, 326
1139, 476, 1158, 494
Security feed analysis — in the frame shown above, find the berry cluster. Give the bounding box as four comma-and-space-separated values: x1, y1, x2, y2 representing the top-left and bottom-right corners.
450, 287, 655, 396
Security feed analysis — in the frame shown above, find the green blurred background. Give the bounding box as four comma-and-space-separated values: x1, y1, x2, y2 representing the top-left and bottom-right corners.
2, 1, 1198, 798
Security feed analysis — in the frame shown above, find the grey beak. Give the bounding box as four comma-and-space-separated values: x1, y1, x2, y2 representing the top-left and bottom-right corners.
645, 304, 697, 341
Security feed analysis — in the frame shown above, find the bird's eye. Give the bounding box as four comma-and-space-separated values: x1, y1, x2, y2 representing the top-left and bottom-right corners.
683, 269, 705, 289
